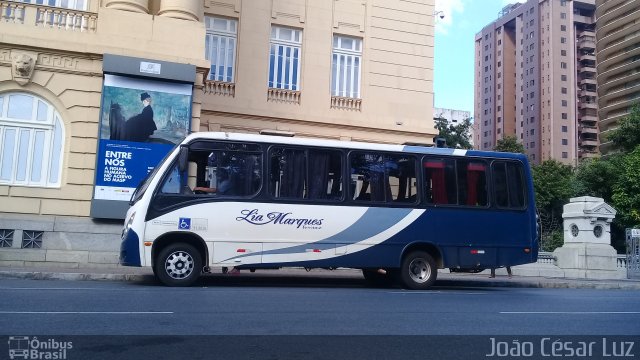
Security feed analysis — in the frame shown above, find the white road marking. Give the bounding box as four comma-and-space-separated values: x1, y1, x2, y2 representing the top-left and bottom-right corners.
501, 311, 640, 314
0, 311, 173, 314
388, 291, 486, 295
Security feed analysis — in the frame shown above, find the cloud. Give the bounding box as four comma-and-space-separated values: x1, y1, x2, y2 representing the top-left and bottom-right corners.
435, 0, 465, 35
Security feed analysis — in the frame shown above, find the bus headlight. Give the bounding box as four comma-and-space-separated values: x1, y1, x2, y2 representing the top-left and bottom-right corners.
123, 211, 136, 238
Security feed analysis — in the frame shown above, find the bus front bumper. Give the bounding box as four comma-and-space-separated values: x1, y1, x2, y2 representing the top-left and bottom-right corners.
119, 229, 142, 267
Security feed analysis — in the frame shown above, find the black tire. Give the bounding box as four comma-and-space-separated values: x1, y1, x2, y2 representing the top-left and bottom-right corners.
399, 251, 437, 290
362, 269, 396, 288
155, 243, 202, 287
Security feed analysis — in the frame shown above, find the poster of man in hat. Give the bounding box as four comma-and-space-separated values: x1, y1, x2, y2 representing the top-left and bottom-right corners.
94, 74, 193, 202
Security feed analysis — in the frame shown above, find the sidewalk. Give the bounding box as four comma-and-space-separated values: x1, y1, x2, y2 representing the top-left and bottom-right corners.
1, 266, 639, 290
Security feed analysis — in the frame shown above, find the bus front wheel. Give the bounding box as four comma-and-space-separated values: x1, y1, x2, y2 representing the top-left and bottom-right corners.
399, 251, 437, 290
155, 243, 202, 287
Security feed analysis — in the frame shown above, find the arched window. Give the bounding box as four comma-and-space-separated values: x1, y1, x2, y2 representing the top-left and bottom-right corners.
0, 92, 65, 188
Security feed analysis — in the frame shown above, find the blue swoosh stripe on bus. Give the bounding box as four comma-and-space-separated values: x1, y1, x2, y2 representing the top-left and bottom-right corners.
221, 207, 414, 262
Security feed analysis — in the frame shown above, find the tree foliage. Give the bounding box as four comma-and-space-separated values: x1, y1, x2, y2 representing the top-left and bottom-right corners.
573, 156, 621, 203
493, 136, 525, 154
606, 104, 640, 153
611, 146, 640, 228
532, 160, 575, 214
434, 117, 473, 149
531, 160, 575, 251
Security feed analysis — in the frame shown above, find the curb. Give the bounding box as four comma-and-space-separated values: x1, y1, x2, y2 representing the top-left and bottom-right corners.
0, 270, 155, 283
1, 270, 639, 290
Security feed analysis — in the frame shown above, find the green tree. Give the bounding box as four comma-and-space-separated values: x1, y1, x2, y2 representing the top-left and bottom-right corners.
532, 160, 576, 251
573, 156, 621, 202
606, 104, 640, 153
434, 117, 473, 149
612, 146, 640, 228
493, 136, 526, 153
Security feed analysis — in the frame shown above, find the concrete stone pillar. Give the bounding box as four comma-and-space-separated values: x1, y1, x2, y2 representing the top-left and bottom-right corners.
103, 0, 149, 14
553, 196, 623, 279
158, 0, 201, 21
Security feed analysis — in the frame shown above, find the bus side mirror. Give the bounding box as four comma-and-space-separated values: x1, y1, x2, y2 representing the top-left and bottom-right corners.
178, 146, 188, 173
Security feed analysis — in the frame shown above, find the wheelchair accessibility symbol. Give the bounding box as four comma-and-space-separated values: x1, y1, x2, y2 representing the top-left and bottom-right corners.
179, 218, 191, 230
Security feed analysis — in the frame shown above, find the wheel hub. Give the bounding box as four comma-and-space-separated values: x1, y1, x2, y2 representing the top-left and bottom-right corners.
408, 258, 431, 284
165, 251, 194, 279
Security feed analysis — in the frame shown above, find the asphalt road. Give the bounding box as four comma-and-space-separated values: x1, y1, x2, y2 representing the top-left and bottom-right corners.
1, 275, 639, 336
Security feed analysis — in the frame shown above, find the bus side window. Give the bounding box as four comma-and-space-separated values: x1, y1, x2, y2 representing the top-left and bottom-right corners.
492, 161, 526, 208
423, 158, 457, 205
350, 153, 390, 202
506, 162, 526, 207
457, 160, 488, 206
269, 147, 343, 201
160, 164, 184, 194
492, 162, 508, 207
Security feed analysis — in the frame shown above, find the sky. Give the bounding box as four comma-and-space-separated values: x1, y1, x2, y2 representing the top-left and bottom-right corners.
433, 0, 515, 116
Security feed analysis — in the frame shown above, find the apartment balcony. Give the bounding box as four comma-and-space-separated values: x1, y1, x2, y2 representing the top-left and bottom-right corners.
581, 30, 596, 38
579, 114, 598, 124
580, 139, 599, 147
580, 78, 597, 87
578, 53, 596, 62
573, 14, 593, 24
579, 150, 599, 159
0, 0, 97, 32
579, 66, 597, 76
578, 37, 596, 50
579, 101, 598, 110
579, 89, 598, 98
580, 125, 599, 135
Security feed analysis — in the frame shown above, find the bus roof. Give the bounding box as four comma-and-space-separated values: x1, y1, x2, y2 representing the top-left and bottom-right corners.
182, 132, 528, 161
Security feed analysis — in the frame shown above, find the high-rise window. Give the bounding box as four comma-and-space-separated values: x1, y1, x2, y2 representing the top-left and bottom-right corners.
562, 126, 568, 132
269, 26, 302, 91
0, 93, 64, 187
331, 35, 362, 99
205, 17, 237, 82
562, 139, 568, 145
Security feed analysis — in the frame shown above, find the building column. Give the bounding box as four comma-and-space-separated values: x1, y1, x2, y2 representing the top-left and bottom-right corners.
103, 0, 149, 14
158, 0, 201, 21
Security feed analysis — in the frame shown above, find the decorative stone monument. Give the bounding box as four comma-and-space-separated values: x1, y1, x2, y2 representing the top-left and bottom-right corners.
553, 196, 623, 279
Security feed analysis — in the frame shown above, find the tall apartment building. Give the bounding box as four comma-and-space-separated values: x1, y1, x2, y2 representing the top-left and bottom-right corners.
595, 0, 640, 154
0, 0, 436, 267
474, 0, 598, 165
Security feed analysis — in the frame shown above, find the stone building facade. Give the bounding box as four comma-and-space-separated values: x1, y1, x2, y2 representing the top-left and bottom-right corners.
0, 0, 436, 267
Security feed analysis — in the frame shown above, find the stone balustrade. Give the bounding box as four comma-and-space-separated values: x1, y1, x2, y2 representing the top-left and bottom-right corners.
331, 96, 362, 111
204, 80, 235, 97
267, 88, 301, 105
0, 0, 97, 32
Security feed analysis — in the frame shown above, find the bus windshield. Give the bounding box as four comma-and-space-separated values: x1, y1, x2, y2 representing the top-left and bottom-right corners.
129, 144, 178, 205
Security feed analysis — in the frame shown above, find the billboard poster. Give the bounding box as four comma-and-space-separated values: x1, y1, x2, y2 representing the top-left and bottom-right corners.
93, 74, 192, 201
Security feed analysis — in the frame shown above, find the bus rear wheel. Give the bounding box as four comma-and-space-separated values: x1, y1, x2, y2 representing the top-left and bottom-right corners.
155, 243, 202, 287
399, 251, 437, 290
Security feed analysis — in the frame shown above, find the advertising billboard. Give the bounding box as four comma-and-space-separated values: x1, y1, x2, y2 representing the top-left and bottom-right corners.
93, 74, 192, 203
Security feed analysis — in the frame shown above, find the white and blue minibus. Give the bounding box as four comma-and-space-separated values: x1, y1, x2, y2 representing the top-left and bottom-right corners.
120, 132, 539, 289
